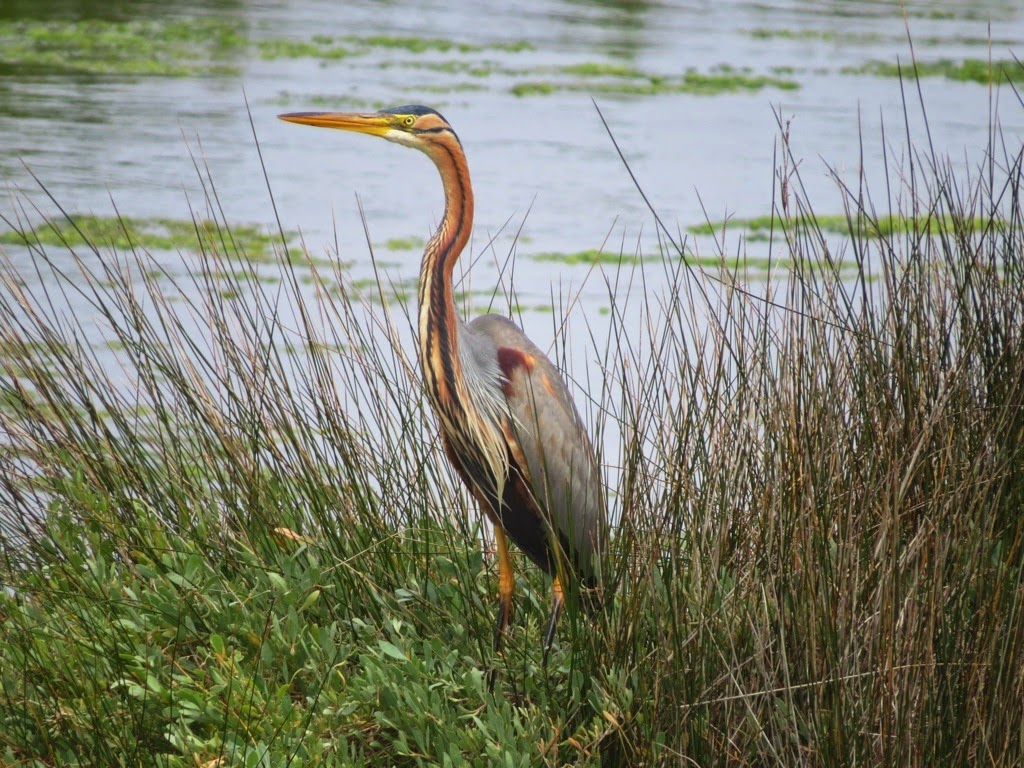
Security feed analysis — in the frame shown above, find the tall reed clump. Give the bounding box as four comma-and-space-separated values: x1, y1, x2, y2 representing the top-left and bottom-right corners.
1, 91, 1022, 765
594, 105, 1024, 764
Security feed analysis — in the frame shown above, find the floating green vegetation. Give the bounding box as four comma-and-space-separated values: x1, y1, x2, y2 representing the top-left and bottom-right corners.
258, 34, 532, 61
0, 18, 245, 77
749, 27, 834, 41
1, 215, 292, 262
689, 212, 1003, 240
679, 67, 800, 95
358, 35, 531, 54
258, 38, 353, 60
337, 275, 558, 315
202, 268, 280, 284
387, 59, 524, 79
747, 27, 885, 45
513, 82, 557, 96
531, 249, 652, 265
257, 35, 795, 98
473, 302, 556, 316
915, 35, 1021, 48
413, 82, 488, 94
259, 34, 793, 99
560, 62, 647, 78
530, 248, 804, 274
511, 63, 799, 97
0, 337, 64, 379
1, 22, 532, 74
346, 276, 417, 304
378, 236, 426, 251
272, 92, 385, 110
846, 58, 1024, 85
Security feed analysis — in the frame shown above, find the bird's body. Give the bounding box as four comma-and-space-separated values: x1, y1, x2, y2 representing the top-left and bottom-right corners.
279, 105, 604, 653
446, 313, 602, 581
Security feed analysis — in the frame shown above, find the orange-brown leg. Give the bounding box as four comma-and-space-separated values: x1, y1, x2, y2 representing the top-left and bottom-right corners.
493, 526, 516, 652
542, 575, 564, 666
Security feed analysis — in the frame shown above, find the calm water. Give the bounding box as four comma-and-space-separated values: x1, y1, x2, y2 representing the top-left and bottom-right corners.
2, 0, 1022, 466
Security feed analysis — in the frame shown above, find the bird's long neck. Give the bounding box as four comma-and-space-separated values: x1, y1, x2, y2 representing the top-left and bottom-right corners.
418, 142, 474, 418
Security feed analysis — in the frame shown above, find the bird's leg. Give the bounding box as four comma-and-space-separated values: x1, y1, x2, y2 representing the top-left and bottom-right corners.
493, 526, 515, 653
542, 575, 565, 667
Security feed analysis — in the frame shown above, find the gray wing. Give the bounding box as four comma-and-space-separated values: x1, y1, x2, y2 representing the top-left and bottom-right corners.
463, 313, 605, 583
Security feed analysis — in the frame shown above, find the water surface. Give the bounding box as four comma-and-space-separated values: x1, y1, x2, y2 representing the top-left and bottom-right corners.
1, 0, 1021, 467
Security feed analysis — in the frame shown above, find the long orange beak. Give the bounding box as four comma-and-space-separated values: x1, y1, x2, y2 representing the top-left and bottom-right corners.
277, 111, 391, 136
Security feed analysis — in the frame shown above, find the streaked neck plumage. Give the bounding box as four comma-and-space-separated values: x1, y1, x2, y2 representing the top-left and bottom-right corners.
417, 137, 475, 416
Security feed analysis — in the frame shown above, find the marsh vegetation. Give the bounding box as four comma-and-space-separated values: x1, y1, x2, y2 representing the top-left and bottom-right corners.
1, 86, 1023, 764
2, 0, 1024, 763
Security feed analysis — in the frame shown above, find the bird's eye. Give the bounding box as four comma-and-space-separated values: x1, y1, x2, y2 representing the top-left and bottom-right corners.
403, 116, 416, 128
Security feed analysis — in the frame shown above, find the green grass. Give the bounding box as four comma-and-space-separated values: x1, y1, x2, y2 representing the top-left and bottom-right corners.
1, 96, 1023, 766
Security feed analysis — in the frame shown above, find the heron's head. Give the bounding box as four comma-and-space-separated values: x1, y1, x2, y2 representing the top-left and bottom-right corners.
278, 105, 460, 155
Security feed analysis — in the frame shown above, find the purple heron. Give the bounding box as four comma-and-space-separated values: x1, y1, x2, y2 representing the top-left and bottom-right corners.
279, 105, 605, 655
